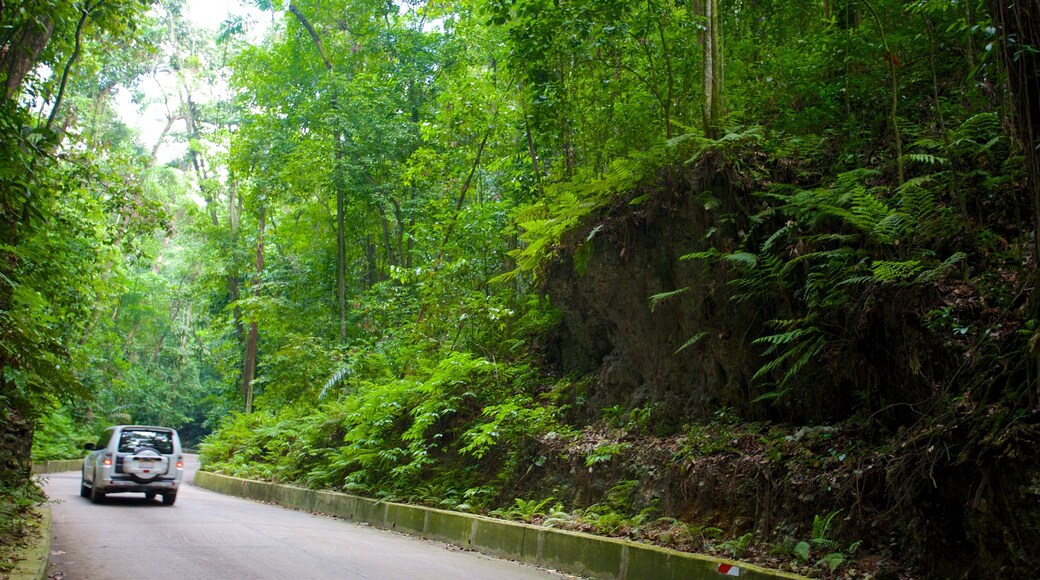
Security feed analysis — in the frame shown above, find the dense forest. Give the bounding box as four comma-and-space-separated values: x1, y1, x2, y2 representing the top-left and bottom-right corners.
2, 0, 1040, 576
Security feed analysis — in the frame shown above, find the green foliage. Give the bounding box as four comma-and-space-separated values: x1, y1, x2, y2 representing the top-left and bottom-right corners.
789, 510, 860, 573
489, 497, 559, 522
202, 352, 576, 504
599, 403, 658, 434
585, 442, 631, 467
496, 145, 670, 283
679, 111, 1021, 407
2, 2, 1031, 575
30, 406, 97, 461
721, 532, 754, 558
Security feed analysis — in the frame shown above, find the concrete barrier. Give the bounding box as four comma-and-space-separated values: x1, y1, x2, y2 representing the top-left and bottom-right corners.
31, 460, 81, 475
194, 471, 805, 580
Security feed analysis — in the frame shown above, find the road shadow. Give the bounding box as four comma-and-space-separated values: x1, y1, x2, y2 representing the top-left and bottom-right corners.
79, 495, 171, 507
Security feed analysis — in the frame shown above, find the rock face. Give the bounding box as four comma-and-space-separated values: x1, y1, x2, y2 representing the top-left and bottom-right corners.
536, 172, 1040, 577
543, 175, 766, 428
0, 408, 34, 486
539, 171, 958, 428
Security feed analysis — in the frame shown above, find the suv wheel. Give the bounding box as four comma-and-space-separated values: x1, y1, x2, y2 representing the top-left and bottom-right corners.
162, 492, 176, 506
90, 477, 106, 504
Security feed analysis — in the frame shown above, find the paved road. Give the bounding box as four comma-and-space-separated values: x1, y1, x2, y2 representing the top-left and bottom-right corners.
42, 458, 567, 580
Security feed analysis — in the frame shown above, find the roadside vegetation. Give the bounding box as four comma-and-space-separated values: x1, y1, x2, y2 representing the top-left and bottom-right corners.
3, 0, 1040, 577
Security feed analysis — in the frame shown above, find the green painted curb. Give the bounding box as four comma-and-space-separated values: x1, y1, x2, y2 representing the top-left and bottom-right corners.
9, 461, 74, 580
194, 471, 806, 580
7, 506, 51, 580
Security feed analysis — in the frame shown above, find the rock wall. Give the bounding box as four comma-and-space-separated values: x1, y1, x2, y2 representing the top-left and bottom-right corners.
543, 174, 766, 428
0, 407, 34, 486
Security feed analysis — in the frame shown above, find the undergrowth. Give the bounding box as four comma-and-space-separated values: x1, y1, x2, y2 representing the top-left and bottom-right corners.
201, 352, 578, 510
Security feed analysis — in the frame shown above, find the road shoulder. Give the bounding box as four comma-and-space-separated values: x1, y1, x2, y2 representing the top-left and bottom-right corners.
7, 505, 50, 580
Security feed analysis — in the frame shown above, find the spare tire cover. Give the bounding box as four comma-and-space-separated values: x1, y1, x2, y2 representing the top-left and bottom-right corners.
124, 447, 167, 483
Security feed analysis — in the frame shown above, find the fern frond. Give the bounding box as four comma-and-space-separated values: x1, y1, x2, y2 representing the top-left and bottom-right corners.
753, 329, 824, 390
760, 222, 795, 253
722, 251, 759, 268
812, 510, 842, 542
752, 327, 818, 346
901, 152, 948, 166
779, 336, 825, 385
915, 252, 966, 283
319, 363, 354, 400
674, 332, 709, 354
680, 248, 721, 262
871, 260, 924, 282
649, 287, 690, 312
871, 212, 910, 244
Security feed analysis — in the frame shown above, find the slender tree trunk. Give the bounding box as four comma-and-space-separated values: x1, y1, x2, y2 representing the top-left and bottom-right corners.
860, 0, 904, 184
336, 164, 346, 338
149, 115, 180, 163
376, 203, 396, 267
519, 82, 545, 197
700, 0, 721, 138
288, 3, 348, 341
241, 207, 265, 414
986, 0, 1040, 396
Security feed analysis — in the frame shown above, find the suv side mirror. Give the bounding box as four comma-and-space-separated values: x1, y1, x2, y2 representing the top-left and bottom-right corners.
83, 442, 95, 451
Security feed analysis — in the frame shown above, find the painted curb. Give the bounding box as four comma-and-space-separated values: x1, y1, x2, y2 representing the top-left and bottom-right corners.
9, 461, 72, 580
194, 471, 806, 580
7, 506, 51, 580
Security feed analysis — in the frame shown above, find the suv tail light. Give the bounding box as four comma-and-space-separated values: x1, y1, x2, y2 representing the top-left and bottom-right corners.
176, 456, 184, 469
103, 453, 113, 466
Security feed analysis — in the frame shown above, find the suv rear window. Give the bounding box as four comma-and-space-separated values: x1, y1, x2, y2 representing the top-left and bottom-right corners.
118, 430, 175, 454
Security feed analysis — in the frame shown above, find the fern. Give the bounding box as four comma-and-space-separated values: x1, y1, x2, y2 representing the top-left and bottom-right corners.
318, 363, 354, 401
491, 497, 557, 522
810, 510, 842, 548
674, 332, 709, 354
492, 147, 668, 283
901, 152, 948, 166
871, 260, 925, 282
915, 252, 966, 283
679, 248, 721, 262
649, 287, 690, 312
585, 442, 630, 467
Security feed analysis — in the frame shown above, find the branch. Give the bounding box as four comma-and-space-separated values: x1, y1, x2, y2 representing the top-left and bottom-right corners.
288, 4, 333, 71
47, 0, 102, 131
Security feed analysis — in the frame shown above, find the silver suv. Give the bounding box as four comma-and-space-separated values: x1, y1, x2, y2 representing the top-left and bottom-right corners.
81, 425, 184, 505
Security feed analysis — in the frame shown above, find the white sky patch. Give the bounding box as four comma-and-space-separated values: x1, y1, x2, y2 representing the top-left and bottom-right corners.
117, 0, 270, 165
186, 0, 238, 30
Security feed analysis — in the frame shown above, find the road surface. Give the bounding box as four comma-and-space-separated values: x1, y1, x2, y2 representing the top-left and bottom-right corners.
41, 457, 568, 580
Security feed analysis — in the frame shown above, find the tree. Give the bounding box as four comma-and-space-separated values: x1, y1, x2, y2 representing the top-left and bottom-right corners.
0, 0, 154, 486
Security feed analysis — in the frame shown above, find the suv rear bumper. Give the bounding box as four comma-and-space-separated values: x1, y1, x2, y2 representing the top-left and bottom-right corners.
98, 478, 180, 494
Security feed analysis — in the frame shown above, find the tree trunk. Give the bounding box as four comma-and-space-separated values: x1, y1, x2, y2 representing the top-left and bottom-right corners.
860, 0, 903, 184
288, 3, 348, 341
700, 0, 721, 138
1, 15, 53, 100
986, 0, 1040, 396
241, 207, 265, 414
337, 165, 347, 339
